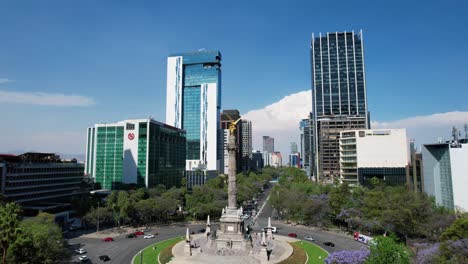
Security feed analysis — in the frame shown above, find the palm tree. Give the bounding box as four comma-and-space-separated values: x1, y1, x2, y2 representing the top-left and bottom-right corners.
0, 202, 22, 264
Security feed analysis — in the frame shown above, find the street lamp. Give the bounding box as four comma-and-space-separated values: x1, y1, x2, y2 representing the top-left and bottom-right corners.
97, 201, 100, 232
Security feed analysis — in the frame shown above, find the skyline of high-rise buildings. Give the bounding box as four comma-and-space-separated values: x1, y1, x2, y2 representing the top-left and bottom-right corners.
166, 50, 222, 171
311, 30, 369, 182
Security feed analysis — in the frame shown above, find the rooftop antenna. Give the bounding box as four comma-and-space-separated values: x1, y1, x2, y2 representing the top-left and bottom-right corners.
452, 126, 460, 143
465, 124, 468, 139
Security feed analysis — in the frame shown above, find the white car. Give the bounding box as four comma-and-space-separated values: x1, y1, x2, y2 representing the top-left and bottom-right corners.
144, 234, 155, 239
75, 248, 86, 254
78, 255, 89, 262
305, 236, 315, 241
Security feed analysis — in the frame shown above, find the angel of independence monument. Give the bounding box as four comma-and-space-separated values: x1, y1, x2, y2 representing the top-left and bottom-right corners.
215, 117, 248, 250
169, 116, 295, 263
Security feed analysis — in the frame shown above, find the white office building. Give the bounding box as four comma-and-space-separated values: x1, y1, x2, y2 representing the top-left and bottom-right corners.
339, 129, 409, 186
422, 140, 468, 211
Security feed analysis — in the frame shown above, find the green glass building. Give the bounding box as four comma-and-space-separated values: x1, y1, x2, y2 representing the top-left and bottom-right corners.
85, 119, 186, 190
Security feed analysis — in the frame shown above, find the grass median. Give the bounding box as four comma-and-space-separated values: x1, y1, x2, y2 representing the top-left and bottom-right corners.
294, 241, 329, 264
133, 236, 184, 264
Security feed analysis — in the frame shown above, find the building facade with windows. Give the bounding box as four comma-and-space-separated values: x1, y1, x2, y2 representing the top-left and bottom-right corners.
289, 152, 301, 168
339, 129, 409, 187
422, 140, 468, 211
0, 153, 84, 206
299, 114, 313, 176
241, 120, 252, 171
263, 136, 274, 153
311, 30, 369, 182
407, 140, 423, 192
250, 151, 263, 171
85, 119, 186, 190
166, 50, 221, 171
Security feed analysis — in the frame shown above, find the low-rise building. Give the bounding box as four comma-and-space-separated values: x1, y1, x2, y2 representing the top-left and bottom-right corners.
339, 129, 409, 187
0, 152, 84, 207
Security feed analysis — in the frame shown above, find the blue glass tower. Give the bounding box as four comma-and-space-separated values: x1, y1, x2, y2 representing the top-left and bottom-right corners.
166, 50, 221, 171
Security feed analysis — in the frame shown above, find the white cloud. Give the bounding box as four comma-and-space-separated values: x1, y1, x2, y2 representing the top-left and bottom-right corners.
0, 90, 95, 106
372, 111, 468, 146
243, 90, 312, 160
0, 78, 14, 84
242, 89, 468, 162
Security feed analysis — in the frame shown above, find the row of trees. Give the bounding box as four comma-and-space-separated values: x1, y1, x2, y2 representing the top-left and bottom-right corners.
0, 203, 69, 264
82, 170, 273, 228
270, 167, 468, 263
269, 167, 456, 241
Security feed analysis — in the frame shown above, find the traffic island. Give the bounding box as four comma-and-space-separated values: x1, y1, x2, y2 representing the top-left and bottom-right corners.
132, 237, 184, 264
281, 241, 329, 264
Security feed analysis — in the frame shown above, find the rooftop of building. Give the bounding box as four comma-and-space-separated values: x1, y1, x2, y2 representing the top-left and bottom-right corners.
91, 118, 186, 133
312, 30, 363, 40
169, 50, 221, 65
0, 152, 80, 163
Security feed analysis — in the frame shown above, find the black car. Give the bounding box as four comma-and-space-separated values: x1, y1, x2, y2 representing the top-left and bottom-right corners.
323, 242, 335, 247
99, 255, 111, 261
199, 228, 206, 233
126, 233, 136, 238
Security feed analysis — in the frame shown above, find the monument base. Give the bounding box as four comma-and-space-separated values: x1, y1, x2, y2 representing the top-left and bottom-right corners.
184, 243, 192, 256
216, 207, 248, 250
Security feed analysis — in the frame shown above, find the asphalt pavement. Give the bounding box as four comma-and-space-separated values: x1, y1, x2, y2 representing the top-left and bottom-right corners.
69, 184, 364, 263
248, 185, 364, 253
68, 223, 207, 264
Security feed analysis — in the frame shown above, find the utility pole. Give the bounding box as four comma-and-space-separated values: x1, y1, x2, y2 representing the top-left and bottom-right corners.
97, 201, 100, 232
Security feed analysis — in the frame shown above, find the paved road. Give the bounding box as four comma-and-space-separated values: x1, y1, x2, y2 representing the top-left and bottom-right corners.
248, 184, 364, 254
68, 223, 208, 264
69, 184, 363, 263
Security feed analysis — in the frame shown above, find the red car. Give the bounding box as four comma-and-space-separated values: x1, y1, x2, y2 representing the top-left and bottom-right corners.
134, 231, 144, 236
103, 237, 114, 242
288, 233, 298, 238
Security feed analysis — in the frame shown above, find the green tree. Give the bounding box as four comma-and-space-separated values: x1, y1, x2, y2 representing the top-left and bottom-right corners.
83, 206, 113, 229
0, 202, 22, 264
328, 182, 352, 216
7, 213, 69, 264
117, 191, 132, 226
148, 184, 167, 198
134, 199, 157, 225
366, 236, 411, 264
440, 218, 468, 241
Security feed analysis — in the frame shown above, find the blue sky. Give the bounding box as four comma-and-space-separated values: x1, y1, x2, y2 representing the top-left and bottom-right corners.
1, 0, 467, 156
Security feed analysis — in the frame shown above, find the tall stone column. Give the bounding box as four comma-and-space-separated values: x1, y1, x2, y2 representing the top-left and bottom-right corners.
227, 132, 237, 210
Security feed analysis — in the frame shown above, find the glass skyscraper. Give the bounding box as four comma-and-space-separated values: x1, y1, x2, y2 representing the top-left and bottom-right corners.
311, 31, 369, 182
311, 31, 367, 119
166, 50, 221, 171
85, 119, 186, 190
